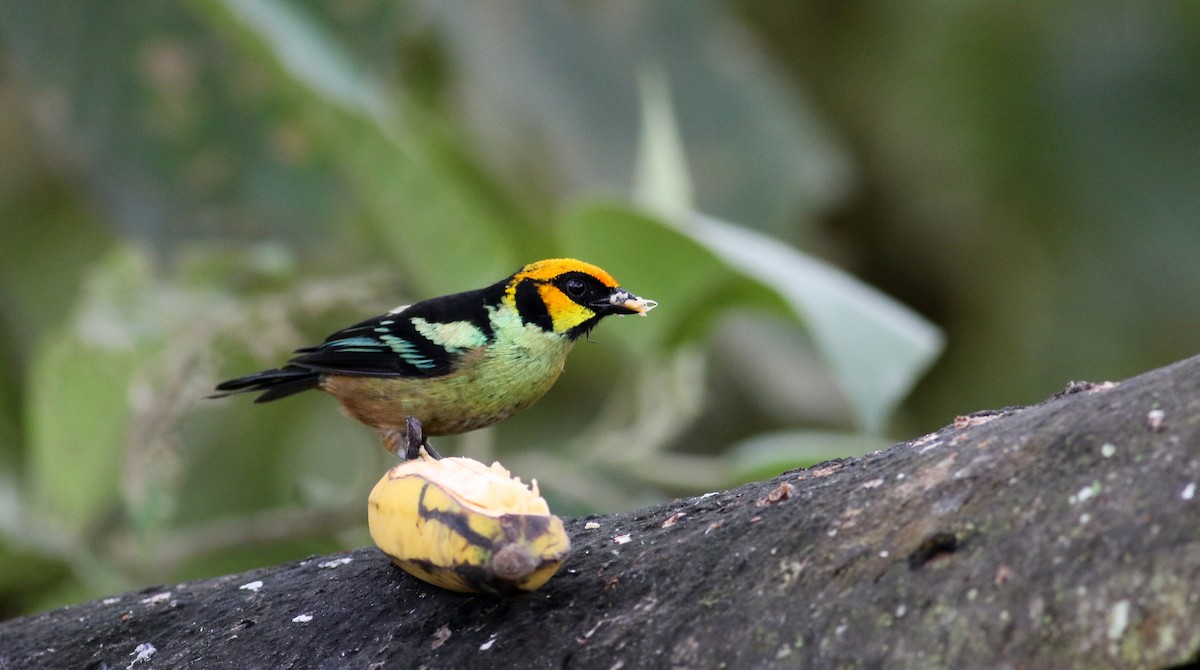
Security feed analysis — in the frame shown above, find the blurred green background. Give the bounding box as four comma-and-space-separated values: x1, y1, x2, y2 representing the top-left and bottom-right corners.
1, 0, 1198, 617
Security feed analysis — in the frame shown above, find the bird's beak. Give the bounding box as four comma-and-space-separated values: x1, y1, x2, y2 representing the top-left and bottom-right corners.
595, 288, 658, 316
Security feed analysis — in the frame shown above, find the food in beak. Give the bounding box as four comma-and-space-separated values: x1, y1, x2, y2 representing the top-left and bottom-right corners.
613, 290, 657, 316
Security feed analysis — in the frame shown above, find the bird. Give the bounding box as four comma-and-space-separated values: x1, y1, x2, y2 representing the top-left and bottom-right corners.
212, 258, 656, 459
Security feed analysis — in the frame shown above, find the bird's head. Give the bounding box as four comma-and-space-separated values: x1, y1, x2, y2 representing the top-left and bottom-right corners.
503, 259, 657, 339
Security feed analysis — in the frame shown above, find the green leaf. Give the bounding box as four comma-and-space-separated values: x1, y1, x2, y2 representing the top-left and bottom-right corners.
209, 0, 392, 126
25, 247, 171, 534
558, 203, 786, 353
206, 0, 522, 293
27, 332, 136, 534
562, 202, 942, 433
332, 113, 519, 294
634, 65, 693, 221
414, 0, 850, 233
632, 66, 943, 433
685, 213, 944, 434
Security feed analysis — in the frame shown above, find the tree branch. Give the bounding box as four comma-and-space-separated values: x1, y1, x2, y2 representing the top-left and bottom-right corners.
4, 356, 1200, 668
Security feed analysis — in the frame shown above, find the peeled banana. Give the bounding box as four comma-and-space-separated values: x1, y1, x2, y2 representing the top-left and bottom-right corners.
367, 455, 570, 595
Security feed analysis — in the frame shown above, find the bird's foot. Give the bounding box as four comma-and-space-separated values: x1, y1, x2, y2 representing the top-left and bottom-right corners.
382, 418, 442, 460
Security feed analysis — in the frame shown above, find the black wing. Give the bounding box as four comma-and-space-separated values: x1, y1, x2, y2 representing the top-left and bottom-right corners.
286, 283, 503, 378
212, 282, 509, 401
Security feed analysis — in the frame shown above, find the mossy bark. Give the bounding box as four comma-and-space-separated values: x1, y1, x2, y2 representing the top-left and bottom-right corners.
5, 356, 1200, 669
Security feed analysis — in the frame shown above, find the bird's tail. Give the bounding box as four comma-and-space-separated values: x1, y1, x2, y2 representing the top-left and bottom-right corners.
210, 365, 321, 403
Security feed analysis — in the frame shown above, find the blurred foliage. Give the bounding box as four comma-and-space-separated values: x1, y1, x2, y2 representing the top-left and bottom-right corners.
0, 0, 1197, 618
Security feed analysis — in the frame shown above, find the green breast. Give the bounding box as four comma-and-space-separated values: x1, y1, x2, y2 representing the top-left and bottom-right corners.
459, 320, 575, 424
323, 313, 576, 436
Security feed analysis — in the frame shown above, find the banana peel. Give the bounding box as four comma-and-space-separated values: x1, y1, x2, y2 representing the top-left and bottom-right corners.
367, 455, 570, 595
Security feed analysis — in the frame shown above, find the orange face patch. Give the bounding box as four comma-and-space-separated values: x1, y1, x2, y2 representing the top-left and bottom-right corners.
499, 259, 623, 334
536, 282, 595, 333
512, 259, 619, 288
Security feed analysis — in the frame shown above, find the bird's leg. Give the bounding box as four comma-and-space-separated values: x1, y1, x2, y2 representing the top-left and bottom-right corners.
381, 418, 442, 459
404, 416, 442, 460
402, 416, 423, 460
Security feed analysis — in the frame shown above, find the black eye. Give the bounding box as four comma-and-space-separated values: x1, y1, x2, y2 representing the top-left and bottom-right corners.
564, 278, 586, 296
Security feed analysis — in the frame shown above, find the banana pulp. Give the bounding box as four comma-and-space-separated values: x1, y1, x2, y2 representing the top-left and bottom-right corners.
368, 455, 570, 594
